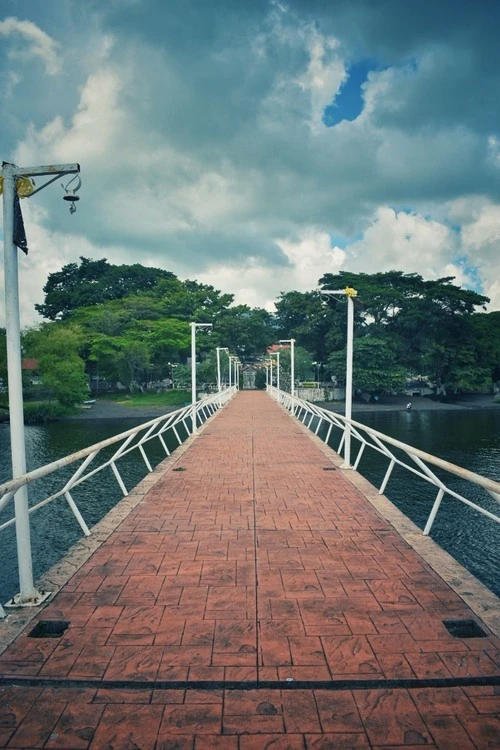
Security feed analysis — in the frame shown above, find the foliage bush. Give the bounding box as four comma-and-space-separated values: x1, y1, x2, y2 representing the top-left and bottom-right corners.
254, 370, 267, 389
23, 401, 76, 424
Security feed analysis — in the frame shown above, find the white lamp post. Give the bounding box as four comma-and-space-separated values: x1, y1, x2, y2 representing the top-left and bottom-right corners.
190, 322, 212, 434
168, 362, 178, 389
268, 351, 280, 390
216, 347, 229, 396
2, 161, 80, 607
319, 288, 357, 468
279, 338, 295, 397
229, 355, 238, 390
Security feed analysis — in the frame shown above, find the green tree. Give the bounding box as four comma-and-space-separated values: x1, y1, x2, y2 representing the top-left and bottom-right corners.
275, 291, 331, 361
319, 271, 490, 394
329, 337, 407, 396
277, 346, 314, 391
214, 306, 276, 360
36, 257, 177, 320
23, 324, 88, 407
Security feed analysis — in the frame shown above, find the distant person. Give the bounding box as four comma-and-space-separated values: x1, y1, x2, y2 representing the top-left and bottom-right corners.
406, 402, 412, 410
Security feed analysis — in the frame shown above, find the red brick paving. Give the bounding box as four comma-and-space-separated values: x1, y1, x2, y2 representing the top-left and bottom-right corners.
0, 392, 499, 748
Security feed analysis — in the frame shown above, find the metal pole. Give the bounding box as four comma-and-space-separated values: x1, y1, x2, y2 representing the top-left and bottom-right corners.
343, 296, 354, 468
2, 167, 38, 603
291, 338, 295, 398
191, 322, 196, 434
228, 356, 232, 389
216, 348, 221, 394
269, 358, 273, 388
276, 351, 280, 391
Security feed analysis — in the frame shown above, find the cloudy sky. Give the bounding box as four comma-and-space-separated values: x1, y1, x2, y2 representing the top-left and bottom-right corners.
1, 0, 499, 327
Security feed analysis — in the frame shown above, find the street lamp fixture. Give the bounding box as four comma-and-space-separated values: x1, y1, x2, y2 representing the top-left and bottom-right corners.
312, 361, 322, 384
190, 322, 212, 434
167, 362, 178, 389
279, 338, 296, 397
318, 287, 357, 468
61, 173, 81, 214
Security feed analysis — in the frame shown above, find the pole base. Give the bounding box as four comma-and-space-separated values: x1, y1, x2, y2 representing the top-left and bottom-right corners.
340, 462, 353, 470
4, 589, 52, 608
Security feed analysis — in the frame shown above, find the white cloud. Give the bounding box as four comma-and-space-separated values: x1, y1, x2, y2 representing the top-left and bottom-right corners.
296, 28, 345, 132
14, 67, 125, 166
459, 201, 500, 308
2, 0, 500, 331
0, 201, 102, 328
196, 229, 346, 310
0, 16, 61, 75
345, 207, 456, 277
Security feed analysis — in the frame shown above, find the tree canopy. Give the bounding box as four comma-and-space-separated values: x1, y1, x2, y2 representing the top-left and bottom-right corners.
22, 260, 500, 401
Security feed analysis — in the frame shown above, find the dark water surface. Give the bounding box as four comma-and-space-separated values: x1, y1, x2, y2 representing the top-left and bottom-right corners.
0, 408, 499, 602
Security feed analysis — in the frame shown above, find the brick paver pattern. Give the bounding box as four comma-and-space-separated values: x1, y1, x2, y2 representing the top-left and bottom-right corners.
0, 392, 499, 748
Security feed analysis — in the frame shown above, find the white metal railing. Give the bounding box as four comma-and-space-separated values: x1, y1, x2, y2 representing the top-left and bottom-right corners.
268, 386, 500, 535
0, 387, 236, 613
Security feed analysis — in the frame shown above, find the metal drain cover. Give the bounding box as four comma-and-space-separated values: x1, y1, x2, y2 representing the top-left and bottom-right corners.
28, 620, 70, 638
443, 619, 487, 638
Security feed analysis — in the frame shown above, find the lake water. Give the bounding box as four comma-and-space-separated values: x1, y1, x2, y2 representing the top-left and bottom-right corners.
0, 408, 499, 603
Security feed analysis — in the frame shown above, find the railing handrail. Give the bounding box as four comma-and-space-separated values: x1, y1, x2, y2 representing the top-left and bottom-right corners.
0, 391, 225, 497
270, 387, 500, 495
268, 386, 500, 537
1, 387, 236, 607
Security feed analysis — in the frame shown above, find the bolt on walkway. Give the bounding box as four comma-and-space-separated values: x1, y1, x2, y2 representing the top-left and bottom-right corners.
0, 392, 499, 749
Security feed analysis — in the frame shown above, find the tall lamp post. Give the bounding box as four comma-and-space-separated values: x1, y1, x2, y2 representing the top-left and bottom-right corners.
168, 362, 178, 389
229, 355, 238, 390
216, 347, 229, 395
269, 351, 280, 390
2, 160, 80, 607
279, 338, 295, 397
318, 288, 357, 468
190, 322, 212, 434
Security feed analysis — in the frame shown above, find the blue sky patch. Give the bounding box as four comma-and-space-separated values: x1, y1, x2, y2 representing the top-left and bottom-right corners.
323, 59, 378, 127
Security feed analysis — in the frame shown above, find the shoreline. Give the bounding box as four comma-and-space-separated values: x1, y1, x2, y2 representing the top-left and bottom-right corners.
318, 393, 500, 415
67, 393, 500, 420
1, 393, 499, 424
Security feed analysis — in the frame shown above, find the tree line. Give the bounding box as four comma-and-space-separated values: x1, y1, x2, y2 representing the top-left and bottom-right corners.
1, 257, 499, 411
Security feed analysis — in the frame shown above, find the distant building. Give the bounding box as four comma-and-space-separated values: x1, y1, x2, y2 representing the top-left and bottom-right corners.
267, 343, 289, 352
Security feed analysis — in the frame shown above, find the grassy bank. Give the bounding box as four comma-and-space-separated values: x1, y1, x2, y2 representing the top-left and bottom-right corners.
103, 390, 191, 408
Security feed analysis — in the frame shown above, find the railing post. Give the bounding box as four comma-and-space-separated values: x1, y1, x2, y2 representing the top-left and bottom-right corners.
424, 489, 445, 535
64, 492, 91, 536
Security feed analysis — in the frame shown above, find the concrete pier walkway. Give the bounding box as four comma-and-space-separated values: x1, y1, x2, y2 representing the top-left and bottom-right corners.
0, 392, 499, 748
